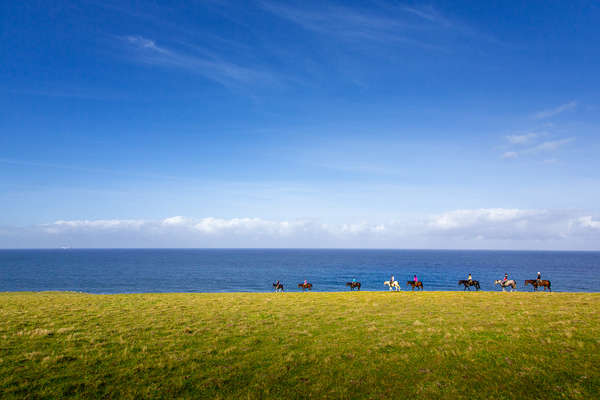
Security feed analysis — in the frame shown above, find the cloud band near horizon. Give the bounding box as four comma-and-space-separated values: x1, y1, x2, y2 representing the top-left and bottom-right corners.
2, 209, 599, 250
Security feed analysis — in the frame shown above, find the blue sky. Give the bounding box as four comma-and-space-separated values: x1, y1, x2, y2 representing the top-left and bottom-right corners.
1, 0, 600, 249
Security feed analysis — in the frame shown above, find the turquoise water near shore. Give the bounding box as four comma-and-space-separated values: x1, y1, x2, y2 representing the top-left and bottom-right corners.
1, 249, 599, 293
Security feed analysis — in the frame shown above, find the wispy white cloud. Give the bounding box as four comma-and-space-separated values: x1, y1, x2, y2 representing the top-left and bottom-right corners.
501, 132, 574, 160
529, 138, 575, 152
532, 101, 577, 120
259, 1, 464, 50
121, 35, 278, 87
505, 132, 538, 145
261, 2, 412, 42
401, 5, 453, 27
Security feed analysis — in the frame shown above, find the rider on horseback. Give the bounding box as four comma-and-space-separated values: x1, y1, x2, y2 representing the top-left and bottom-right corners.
536, 272, 542, 286
503, 273, 508, 282
467, 273, 472, 284
414, 274, 418, 284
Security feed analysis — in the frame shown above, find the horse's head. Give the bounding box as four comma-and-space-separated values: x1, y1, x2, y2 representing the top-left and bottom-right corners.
494, 280, 501, 285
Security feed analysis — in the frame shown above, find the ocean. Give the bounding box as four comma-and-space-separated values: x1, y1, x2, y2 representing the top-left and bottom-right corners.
1, 249, 599, 293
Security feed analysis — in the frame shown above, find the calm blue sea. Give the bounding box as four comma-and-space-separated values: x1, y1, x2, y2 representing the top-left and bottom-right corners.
1, 249, 599, 293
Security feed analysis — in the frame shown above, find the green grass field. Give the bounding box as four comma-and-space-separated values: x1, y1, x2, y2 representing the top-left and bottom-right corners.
1, 291, 598, 399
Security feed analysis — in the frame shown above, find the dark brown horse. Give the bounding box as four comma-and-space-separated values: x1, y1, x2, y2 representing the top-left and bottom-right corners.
458, 280, 480, 291
406, 281, 424, 291
298, 282, 313, 291
273, 282, 284, 292
525, 279, 551, 292
346, 282, 361, 291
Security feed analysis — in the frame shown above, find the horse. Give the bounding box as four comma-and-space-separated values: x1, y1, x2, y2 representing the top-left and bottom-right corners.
458, 280, 480, 291
346, 282, 361, 291
494, 279, 517, 292
384, 280, 401, 291
273, 282, 284, 292
406, 281, 424, 291
298, 282, 313, 291
525, 279, 551, 292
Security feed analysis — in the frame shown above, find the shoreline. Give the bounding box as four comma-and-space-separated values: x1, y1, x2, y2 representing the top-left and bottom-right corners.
2, 290, 599, 295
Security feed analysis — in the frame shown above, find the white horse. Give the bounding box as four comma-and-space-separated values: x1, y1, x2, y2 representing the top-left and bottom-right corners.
384, 281, 401, 291
494, 279, 517, 292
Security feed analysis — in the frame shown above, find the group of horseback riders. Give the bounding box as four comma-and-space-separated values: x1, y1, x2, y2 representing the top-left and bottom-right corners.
501, 271, 543, 285
274, 272, 548, 292
388, 274, 419, 285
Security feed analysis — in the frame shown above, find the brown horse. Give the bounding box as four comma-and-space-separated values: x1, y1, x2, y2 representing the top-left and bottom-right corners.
525, 279, 551, 292
346, 282, 361, 291
406, 281, 424, 291
298, 282, 313, 291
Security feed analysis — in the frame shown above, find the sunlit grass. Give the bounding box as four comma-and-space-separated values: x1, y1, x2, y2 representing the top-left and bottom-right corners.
1, 291, 598, 399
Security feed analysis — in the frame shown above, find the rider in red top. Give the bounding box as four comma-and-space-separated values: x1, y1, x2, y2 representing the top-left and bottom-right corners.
413, 275, 418, 283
